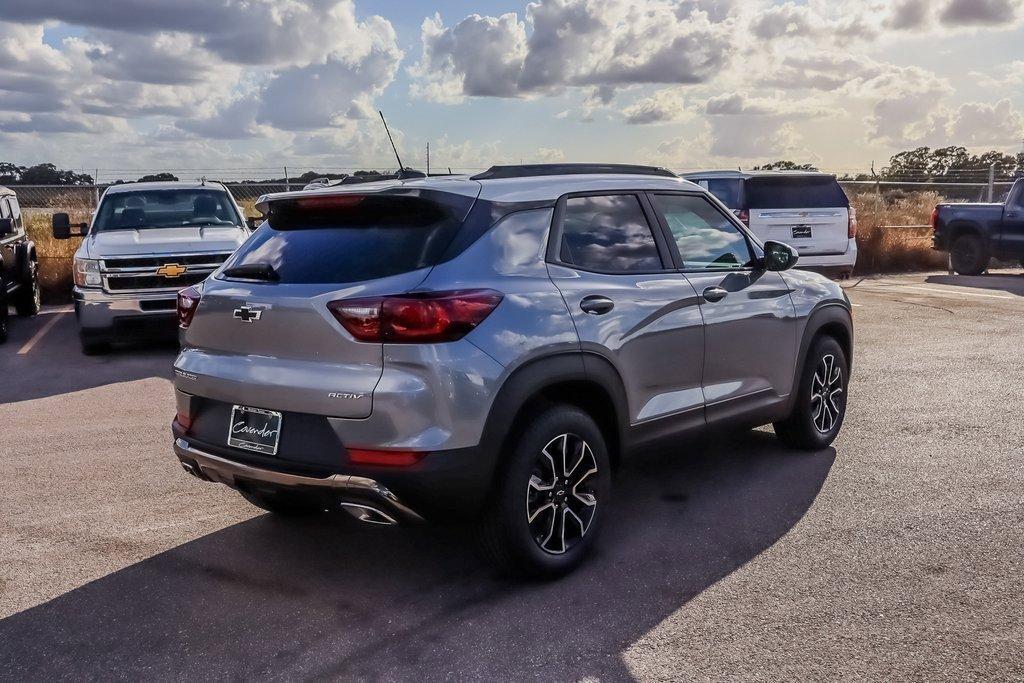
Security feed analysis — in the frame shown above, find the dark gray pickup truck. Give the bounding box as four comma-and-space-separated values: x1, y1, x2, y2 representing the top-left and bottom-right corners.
933, 178, 1024, 275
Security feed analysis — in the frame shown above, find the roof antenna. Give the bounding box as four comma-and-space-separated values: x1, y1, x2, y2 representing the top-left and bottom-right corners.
379, 110, 404, 172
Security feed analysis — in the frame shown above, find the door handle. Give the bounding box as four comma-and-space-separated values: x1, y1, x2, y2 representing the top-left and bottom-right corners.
702, 286, 728, 303
580, 295, 615, 315
1007, 212, 1019, 218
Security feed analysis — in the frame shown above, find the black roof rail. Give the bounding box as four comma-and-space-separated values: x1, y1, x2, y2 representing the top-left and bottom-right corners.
470, 164, 677, 181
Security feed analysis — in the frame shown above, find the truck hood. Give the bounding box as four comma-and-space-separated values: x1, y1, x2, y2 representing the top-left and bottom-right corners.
82, 226, 247, 259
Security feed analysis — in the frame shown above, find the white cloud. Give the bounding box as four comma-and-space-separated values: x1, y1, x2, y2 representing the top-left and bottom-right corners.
410, 0, 737, 103
852, 66, 954, 145
622, 89, 691, 124
946, 99, 1024, 146
409, 12, 527, 103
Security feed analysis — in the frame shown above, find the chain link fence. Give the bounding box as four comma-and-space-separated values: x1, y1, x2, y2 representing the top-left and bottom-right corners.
11, 177, 1017, 213
13, 183, 296, 213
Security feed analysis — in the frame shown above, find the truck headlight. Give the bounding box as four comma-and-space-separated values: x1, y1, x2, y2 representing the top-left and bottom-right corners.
73, 258, 101, 287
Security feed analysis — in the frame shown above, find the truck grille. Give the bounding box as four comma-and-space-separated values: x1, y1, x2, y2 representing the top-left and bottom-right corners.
101, 253, 232, 293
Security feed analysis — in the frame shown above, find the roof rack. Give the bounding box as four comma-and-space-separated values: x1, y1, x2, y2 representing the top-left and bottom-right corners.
471, 164, 677, 181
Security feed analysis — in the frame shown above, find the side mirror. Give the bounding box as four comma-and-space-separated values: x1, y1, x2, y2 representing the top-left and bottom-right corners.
52, 213, 87, 239
763, 240, 799, 271
0, 217, 13, 236
52, 212, 71, 239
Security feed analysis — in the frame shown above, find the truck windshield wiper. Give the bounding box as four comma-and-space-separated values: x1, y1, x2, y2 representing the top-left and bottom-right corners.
222, 262, 279, 281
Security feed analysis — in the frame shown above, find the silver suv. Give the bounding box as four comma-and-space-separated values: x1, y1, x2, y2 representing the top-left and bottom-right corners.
171, 164, 853, 577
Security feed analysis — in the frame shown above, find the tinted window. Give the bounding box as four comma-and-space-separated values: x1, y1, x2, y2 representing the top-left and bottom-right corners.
94, 189, 242, 231
652, 194, 752, 270
222, 191, 474, 285
559, 194, 662, 273
699, 179, 742, 209
743, 176, 849, 209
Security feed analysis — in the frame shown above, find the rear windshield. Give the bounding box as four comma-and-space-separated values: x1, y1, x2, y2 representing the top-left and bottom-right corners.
743, 177, 849, 209
94, 189, 242, 231
221, 190, 475, 285
699, 179, 742, 209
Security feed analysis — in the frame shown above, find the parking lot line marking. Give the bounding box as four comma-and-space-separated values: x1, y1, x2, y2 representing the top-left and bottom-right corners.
868, 284, 1015, 300
17, 309, 69, 355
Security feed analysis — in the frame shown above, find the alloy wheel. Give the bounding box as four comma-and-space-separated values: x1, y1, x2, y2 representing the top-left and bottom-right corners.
526, 433, 599, 554
810, 354, 843, 434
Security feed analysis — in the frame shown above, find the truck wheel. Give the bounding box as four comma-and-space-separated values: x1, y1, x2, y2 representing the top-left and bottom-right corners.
950, 234, 989, 276
0, 289, 8, 344
14, 257, 40, 317
239, 490, 325, 516
478, 405, 611, 578
774, 336, 849, 450
80, 331, 110, 355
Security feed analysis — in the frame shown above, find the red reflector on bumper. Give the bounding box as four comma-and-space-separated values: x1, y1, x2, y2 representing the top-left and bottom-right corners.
348, 449, 427, 467
174, 413, 193, 432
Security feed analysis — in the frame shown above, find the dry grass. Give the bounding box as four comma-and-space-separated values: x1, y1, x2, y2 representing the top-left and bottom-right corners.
238, 199, 259, 218
850, 190, 947, 275
24, 194, 93, 302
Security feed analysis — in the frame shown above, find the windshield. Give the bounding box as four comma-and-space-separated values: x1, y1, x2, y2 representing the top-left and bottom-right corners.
93, 189, 242, 231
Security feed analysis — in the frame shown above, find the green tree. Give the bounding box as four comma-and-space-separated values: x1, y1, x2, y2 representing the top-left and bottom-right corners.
137, 172, 179, 182
752, 160, 819, 171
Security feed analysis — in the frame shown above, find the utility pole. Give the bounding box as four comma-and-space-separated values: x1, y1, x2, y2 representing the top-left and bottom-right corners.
426, 142, 430, 176
284, 166, 290, 192
987, 162, 995, 203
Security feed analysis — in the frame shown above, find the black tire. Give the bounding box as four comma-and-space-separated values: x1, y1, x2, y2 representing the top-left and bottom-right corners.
239, 489, 325, 517
478, 405, 611, 578
950, 233, 989, 276
774, 336, 849, 450
80, 331, 110, 355
14, 257, 40, 317
0, 288, 8, 345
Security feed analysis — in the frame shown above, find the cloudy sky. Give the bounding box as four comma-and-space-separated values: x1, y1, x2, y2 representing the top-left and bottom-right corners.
0, 0, 1022, 179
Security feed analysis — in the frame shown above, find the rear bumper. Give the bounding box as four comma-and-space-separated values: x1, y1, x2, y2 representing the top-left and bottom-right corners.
174, 437, 425, 524
792, 239, 857, 271
74, 286, 177, 333
171, 418, 498, 521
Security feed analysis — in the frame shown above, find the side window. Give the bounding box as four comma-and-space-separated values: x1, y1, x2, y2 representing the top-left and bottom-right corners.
558, 194, 663, 273
651, 194, 753, 270
0, 198, 10, 221
8, 196, 21, 230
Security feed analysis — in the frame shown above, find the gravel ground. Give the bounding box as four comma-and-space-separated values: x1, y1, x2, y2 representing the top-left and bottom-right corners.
0, 270, 1021, 681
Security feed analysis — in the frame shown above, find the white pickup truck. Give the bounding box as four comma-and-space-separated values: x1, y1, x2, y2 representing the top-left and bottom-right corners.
52, 181, 252, 354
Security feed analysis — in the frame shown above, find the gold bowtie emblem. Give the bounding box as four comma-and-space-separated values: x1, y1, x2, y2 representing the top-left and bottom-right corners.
156, 263, 187, 278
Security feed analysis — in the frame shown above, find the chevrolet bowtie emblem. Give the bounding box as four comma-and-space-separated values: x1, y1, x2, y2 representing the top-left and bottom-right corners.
156, 263, 187, 278
233, 306, 262, 323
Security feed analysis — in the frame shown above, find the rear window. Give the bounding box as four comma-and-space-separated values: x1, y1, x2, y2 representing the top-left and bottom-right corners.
221, 190, 475, 285
743, 176, 849, 209
698, 179, 742, 209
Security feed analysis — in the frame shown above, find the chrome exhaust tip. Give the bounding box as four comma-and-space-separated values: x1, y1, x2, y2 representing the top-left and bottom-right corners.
339, 502, 399, 525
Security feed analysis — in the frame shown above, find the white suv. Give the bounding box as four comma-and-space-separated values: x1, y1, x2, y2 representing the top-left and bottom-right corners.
684, 171, 857, 278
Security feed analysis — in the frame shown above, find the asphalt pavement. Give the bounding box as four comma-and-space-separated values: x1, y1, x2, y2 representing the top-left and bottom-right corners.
1, 270, 1022, 681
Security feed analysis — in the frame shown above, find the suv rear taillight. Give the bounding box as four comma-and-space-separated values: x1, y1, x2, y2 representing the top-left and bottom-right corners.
848, 207, 858, 239
177, 285, 202, 329
328, 289, 503, 343
735, 209, 749, 226
930, 207, 939, 231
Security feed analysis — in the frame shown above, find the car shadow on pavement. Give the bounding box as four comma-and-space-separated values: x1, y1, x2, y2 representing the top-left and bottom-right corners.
0, 430, 835, 681
0, 309, 177, 403
925, 272, 1024, 297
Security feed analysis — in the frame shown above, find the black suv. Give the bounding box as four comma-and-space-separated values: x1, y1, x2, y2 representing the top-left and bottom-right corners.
0, 186, 41, 343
